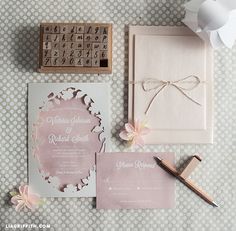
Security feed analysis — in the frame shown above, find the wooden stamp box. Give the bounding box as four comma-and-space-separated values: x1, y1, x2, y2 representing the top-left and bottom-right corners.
38, 23, 112, 74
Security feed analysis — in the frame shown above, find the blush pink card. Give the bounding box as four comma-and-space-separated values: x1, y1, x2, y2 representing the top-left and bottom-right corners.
96, 152, 175, 209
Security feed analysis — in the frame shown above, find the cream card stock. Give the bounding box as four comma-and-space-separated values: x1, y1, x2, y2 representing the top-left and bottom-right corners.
129, 26, 213, 144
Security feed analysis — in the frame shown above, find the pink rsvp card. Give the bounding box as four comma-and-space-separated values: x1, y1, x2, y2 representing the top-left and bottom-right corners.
96, 152, 175, 209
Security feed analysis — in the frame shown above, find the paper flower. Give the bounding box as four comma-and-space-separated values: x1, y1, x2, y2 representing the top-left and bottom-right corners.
119, 120, 150, 146
10, 185, 42, 211
182, 0, 236, 48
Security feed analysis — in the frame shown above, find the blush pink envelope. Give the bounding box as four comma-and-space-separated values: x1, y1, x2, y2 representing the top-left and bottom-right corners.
96, 152, 175, 209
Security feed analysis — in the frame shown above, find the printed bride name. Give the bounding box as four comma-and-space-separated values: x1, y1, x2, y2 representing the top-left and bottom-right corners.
48, 134, 89, 145
46, 115, 91, 126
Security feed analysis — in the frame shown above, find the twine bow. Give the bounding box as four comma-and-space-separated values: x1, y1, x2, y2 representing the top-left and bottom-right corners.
139, 75, 202, 114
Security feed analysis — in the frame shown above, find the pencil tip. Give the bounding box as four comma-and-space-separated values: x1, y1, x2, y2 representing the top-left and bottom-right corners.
154, 156, 162, 162
212, 201, 219, 207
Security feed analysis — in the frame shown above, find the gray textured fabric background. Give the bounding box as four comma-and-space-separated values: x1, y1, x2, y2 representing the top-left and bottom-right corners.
0, 0, 235, 230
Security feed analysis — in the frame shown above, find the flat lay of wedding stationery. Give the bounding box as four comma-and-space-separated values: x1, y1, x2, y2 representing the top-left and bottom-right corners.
28, 83, 110, 197
5, 3, 236, 231
96, 152, 175, 209
128, 26, 213, 144
11, 21, 220, 211
38, 23, 112, 74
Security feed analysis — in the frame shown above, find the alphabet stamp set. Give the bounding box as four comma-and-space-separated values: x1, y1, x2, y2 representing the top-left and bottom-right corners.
38, 23, 112, 73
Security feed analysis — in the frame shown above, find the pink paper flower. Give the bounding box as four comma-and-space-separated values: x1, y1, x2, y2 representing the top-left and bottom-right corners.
10, 185, 41, 211
119, 120, 150, 146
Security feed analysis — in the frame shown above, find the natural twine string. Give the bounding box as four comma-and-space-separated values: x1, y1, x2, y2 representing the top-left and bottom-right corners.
129, 75, 204, 114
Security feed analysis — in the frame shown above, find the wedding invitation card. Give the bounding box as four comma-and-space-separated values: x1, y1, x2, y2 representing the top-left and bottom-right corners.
96, 152, 175, 209
129, 26, 213, 144
28, 83, 109, 197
